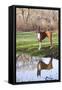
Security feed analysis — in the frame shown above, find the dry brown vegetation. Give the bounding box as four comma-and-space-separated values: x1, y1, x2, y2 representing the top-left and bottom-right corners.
16, 8, 58, 32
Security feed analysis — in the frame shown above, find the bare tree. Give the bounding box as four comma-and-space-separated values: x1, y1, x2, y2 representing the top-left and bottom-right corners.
16, 8, 58, 32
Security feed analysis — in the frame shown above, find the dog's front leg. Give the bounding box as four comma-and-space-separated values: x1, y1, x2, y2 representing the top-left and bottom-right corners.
38, 41, 41, 50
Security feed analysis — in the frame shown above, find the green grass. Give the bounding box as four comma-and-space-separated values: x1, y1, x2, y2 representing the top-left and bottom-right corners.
16, 31, 59, 59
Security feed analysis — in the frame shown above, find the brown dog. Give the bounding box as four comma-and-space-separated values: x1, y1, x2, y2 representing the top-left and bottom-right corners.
37, 27, 52, 50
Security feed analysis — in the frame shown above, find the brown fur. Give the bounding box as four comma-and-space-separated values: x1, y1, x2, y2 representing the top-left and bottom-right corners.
37, 31, 52, 47
37, 26, 53, 48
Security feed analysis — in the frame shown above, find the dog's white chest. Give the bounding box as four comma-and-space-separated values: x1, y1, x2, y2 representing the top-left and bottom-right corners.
37, 33, 41, 40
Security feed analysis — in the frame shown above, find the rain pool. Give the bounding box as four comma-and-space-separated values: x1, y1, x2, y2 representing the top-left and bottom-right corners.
16, 56, 59, 82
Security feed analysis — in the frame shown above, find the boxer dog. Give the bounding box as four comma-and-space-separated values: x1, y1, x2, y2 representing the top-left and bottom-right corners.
37, 26, 53, 50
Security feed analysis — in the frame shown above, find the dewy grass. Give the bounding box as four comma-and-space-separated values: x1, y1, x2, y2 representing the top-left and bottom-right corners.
16, 32, 58, 58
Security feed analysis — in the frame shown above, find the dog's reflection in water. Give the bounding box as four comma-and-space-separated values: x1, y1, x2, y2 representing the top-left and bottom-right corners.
37, 58, 53, 77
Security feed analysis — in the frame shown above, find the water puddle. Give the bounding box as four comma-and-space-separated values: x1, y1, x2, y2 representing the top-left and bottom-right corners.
16, 54, 59, 82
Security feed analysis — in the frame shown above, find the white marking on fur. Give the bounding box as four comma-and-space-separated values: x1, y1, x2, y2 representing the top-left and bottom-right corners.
37, 33, 41, 40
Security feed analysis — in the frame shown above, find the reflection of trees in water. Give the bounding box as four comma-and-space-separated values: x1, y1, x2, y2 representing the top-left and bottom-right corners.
16, 54, 38, 70
16, 54, 59, 81
16, 54, 57, 72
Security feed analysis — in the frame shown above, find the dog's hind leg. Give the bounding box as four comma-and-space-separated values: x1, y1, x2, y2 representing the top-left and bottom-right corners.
50, 33, 53, 49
